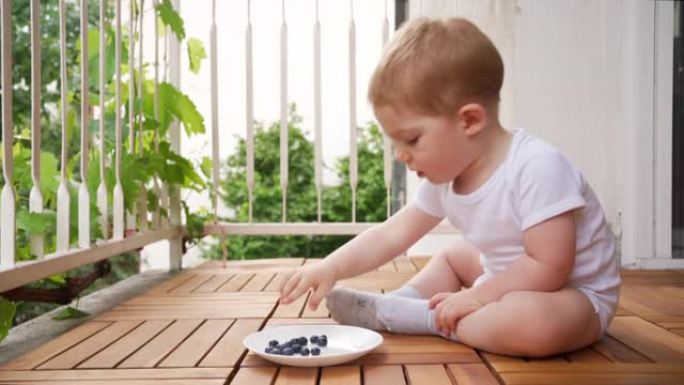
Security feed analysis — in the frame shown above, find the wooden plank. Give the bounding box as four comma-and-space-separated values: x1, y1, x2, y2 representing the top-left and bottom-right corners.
217, 273, 253, 292
159, 320, 234, 368
500, 372, 684, 385
0, 321, 110, 370
144, 273, 197, 295
196, 258, 304, 272
393, 258, 416, 272
118, 320, 203, 368
481, 352, 525, 364
274, 366, 318, 385
273, 291, 309, 318
96, 309, 270, 320
264, 272, 285, 291
38, 321, 142, 369
0, 368, 231, 381
301, 296, 329, 318
241, 273, 275, 292
608, 316, 684, 362
200, 319, 263, 367
169, 274, 215, 294
193, 274, 234, 293
79, 320, 172, 368
565, 347, 611, 363
0, 381, 225, 385
491, 362, 684, 373
591, 334, 652, 363
447, 363, 499, 385
363, 365, 406, 385
265, 318, 337, 326
230, 367, 277, 385
410, 256, 431, 270
320, 366, 360, 385
377, 334, 472, 354
376, 261, 396, 272
404, 364, 453, 385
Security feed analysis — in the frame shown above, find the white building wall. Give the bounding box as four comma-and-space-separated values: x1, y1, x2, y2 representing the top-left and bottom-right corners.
407, 0, 679, 268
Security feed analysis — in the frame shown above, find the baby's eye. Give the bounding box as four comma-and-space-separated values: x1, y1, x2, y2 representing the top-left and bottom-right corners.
407, 136, 420, 145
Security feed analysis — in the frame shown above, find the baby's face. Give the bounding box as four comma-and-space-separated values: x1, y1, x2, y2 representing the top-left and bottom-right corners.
374, 105, 478, 184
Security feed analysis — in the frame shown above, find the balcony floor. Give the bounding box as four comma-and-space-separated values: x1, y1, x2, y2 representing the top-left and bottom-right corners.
1, 257, 683, 384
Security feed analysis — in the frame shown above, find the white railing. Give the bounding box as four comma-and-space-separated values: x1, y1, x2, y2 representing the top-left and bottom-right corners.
0, 0, 453, 294
0, 0, 184, 293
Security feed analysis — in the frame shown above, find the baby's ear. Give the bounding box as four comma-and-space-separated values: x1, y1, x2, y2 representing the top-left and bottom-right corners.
457, 103, 486, 136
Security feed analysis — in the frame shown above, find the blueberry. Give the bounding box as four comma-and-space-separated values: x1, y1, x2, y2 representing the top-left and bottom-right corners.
292, 344, 302, 353
300, 347, 310, 356
268, 340, 279, 347
299, 337, 308, 345
271, 348, 282, 355
319, 334, 327, 340
282, 341, 292, 348
311, 347, 321, 356
265, 347, 273, 353
317, 338, 327, 347
282, 347, 294, 356
309, 335, 319, 344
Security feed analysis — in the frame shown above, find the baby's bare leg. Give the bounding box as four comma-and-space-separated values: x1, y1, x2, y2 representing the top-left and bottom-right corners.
405, 238, 484, 298
455, 288, 601, 357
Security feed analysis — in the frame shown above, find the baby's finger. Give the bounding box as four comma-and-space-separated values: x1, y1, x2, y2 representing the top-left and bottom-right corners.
428, 292, 450, 309
277, 270, 297, 292
279, 272, 302, 303
284, 278, 313, 305
308, 280, 333, 310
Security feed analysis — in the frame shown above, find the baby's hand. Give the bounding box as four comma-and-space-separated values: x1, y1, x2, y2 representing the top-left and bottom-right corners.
429, 289, 484, 336
278, 261, 338, 310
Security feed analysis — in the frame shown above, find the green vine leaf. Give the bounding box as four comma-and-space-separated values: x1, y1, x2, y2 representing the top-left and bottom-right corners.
156, 0, 185, 40
187, 38, 206, 74
0, 298, 16, 343
52, 306, 89, 321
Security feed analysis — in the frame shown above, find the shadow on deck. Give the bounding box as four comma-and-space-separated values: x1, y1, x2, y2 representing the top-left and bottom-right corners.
0, 257, 683, 384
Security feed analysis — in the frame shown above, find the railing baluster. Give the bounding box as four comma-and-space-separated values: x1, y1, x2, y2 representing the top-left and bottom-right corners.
159, 8, 169, 228
56, 0, 70, 252
279, 0, 288, 223
1, 0, 15, 266
127, 0, 136, 233
113, 0, 125, 239
98, 0, 108, 240
313, 0, 322, 223
79, 0, 90, 248
167, 0, 182, 270
246, 0, 254, 223
29, 0, 44, 258
151, 0, 161, 229
348, 0, 357, 223
210, 0, 219, 218
137, 0, 147, 232
382, 0, 392, 219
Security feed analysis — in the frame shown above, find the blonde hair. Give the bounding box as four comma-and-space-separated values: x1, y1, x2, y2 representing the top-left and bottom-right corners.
368, 17, 503, 115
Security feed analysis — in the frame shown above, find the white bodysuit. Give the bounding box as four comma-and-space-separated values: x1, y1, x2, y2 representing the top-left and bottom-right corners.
413, 129, 621, 334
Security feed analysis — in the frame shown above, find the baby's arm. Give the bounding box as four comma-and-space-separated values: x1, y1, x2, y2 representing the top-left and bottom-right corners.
472, 210, 577, 305
279, 203, 441, 309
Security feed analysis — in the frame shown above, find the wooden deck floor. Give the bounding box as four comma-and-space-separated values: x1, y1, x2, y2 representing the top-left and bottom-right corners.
1, 257, 683, 384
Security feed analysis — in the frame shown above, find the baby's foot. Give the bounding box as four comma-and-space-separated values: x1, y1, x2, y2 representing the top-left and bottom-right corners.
325, 288, 386, 331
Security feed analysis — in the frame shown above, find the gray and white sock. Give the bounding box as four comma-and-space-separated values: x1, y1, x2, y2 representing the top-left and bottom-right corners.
326, 287, 446, 337
386, 285, 423, 299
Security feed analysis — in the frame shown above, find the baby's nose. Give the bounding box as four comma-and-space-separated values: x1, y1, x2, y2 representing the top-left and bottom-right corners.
394, 149, 409, 163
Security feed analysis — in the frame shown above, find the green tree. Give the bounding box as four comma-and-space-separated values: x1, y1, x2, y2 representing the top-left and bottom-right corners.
211, 107, 388, 260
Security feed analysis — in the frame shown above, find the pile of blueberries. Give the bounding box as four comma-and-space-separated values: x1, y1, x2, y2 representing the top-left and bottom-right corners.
265, 334, 328, 356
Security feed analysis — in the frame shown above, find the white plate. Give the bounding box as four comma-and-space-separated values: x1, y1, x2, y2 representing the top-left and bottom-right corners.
243, 324, 383, 367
